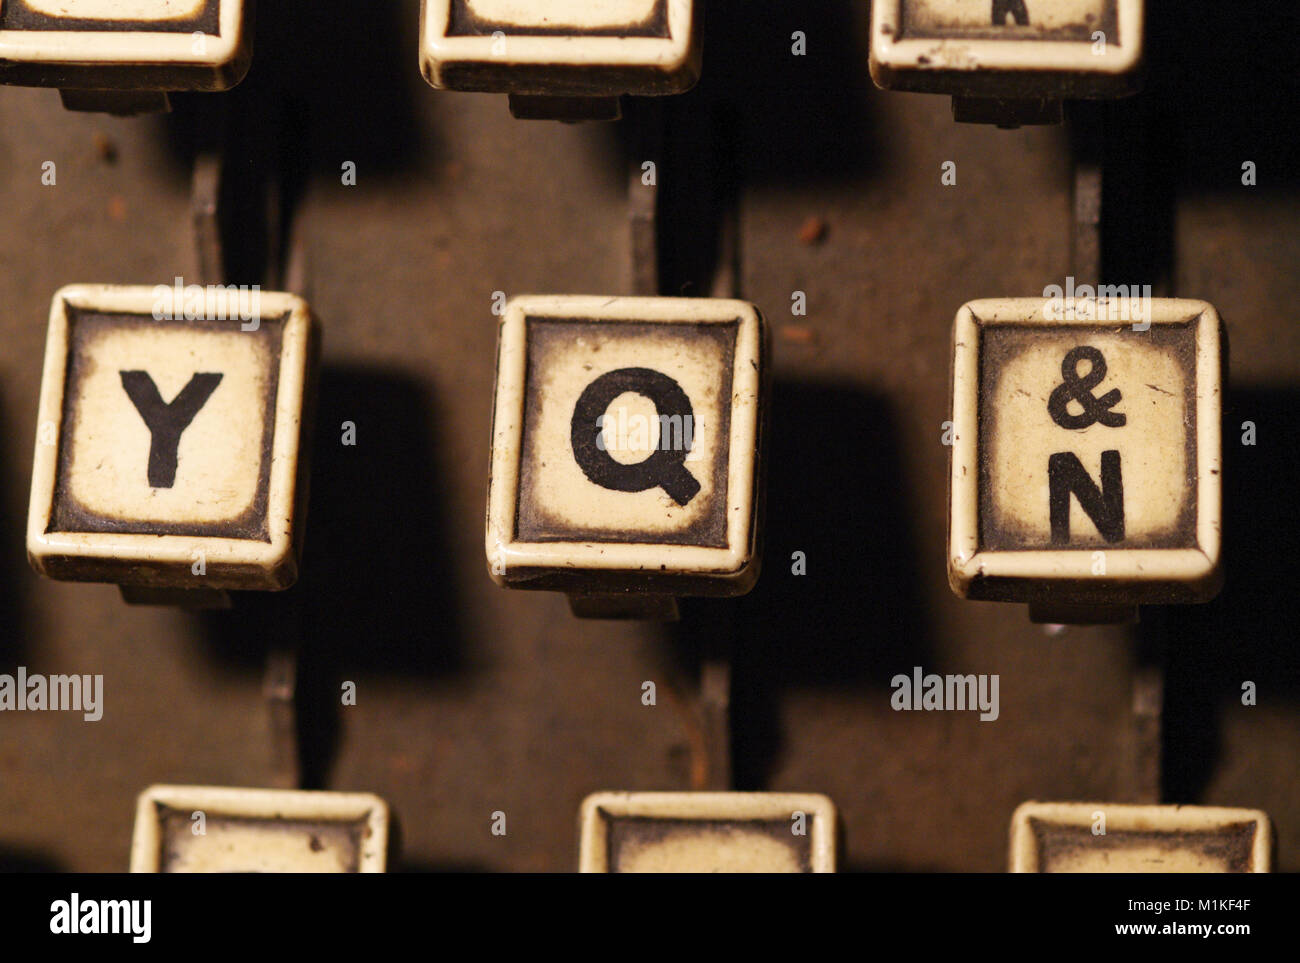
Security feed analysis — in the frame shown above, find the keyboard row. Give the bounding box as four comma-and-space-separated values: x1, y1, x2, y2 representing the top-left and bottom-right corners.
0, 1, 1146, 122
27, 285, 1222, 626
124, 785, 1271, 872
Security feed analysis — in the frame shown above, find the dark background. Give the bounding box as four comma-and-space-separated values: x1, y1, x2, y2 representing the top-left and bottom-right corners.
0, 0, 1295, 872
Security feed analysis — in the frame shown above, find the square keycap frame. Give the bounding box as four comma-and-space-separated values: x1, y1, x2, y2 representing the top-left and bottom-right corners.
27, 284, 315, 590
0, 0, 250, 90
486, 294, 765, 596
948, 297, 1222, 604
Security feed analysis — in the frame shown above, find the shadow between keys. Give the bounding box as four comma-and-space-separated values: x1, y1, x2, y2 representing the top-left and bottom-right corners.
195, 365, 468, 788
659, 381, 935, 790
1158, 386, 1300, 803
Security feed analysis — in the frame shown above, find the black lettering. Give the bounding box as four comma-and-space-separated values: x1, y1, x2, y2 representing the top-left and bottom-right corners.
570, 367, 700, 506
1049, 450, 1124, 544
120, 371, 223, 488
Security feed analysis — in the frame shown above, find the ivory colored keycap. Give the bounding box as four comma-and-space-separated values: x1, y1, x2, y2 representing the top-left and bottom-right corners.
579, 792, 837, 873
1010, 802, 1273, 873
870, 0, 1143, 100
0, 0, 250, 94
948, 297, 1223, 609
27, 284, 316, 592
420, 0, 699, 98
486, 295, 765, 614
129, 786, 390, 873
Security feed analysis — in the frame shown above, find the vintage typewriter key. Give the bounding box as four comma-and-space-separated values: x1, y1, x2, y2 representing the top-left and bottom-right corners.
420, 0, 700, 120
1010, 802, 1272, 872
0, 0, 252, 114
947, 297, 1223, 623
579, 792, 837, 873
27, 284, 317, 606
485, 295, 766, 620
870, 0, 1144, 125
129, 785, 390, 872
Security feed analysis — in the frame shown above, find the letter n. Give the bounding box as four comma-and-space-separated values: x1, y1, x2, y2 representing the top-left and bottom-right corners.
1049, 451, 1124, 544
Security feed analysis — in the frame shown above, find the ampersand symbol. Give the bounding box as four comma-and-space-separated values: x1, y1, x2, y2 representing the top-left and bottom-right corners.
1047, 345, 1126, 429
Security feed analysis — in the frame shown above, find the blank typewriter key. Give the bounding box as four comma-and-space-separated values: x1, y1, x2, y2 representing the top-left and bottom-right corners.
948, 297, 1223, 622
0, 1, 252, 113
420, 0, 700, 120
1010, 802, 1273, 872
870, 0, 1144, 126
27, 284, 316, 603
579, 792, 837, 873
485, 295, 766, 619
129, 786, 390, 872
